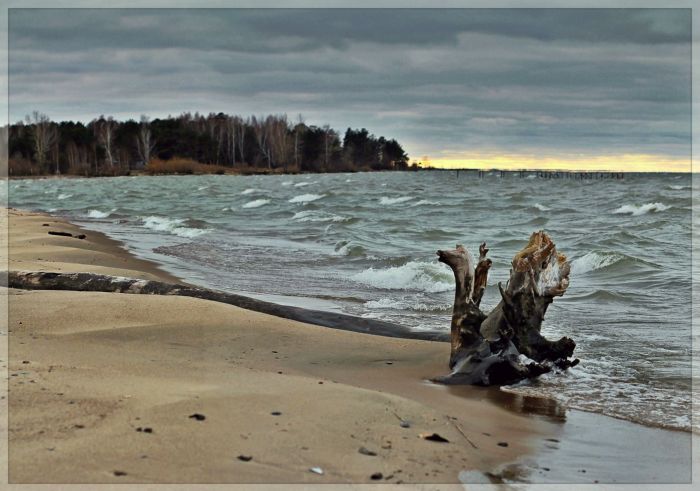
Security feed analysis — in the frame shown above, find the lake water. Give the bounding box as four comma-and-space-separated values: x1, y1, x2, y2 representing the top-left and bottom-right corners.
7, 170, 695, 433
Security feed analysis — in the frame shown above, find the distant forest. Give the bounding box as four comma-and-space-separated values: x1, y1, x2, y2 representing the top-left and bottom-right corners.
7, 112, 415, 176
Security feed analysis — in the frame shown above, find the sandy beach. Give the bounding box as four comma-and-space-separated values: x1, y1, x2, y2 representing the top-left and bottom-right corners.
6, 208, 554, 484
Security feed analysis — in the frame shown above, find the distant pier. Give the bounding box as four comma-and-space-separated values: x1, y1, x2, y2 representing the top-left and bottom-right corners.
453, 169, 625, 179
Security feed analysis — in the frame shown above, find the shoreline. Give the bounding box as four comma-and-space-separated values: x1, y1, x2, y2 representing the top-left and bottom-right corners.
7, 208, 553, 484
6, 207, 695, 485
30, 204, 697, 435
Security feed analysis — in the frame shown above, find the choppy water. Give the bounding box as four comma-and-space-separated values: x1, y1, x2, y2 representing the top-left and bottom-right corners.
7, 171, 694, 432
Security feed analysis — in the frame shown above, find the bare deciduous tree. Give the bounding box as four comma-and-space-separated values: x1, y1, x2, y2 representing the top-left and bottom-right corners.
252, 115, 272, 168
293, 114, 305, 170
225, 116, 238, 166
136, 115, 156, 165
94, 116, 117, 168
323, 124, 333, 171
270, 114, 289, 172
236, 116, 247, 164
26, 111, 58, 173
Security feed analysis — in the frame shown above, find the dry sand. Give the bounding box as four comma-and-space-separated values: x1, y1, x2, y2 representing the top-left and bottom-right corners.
6, 208, 554, 484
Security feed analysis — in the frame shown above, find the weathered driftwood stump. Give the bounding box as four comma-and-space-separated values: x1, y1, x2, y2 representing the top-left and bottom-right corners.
435, 231, 579, 386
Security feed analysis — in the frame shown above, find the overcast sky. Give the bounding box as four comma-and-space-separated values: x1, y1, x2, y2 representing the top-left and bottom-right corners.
8, 8, 692, 169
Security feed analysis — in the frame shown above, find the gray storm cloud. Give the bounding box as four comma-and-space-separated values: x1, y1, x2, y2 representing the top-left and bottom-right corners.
8, 8, 691, 161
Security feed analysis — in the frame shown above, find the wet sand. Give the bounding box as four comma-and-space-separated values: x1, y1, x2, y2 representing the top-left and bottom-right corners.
469, 389, 694, 485
6, 208, 549, 484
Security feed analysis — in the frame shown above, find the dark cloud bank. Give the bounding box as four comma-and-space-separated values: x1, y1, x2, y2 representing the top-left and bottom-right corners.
9, 8, 691, 164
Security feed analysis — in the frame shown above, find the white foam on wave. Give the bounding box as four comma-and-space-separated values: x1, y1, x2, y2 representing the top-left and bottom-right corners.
242, 199, 270, 209
86, 209, 116, 219
364, 297, 452, 312
351, 260, 452, 293
292, 210, 348, 223
140, 216, 207, 238
289, 193, 325, 204
197, 185, 209, 191
379, 196, 414, 205
534, 203, 551, 211
571, 251, 624, 275
365, 298, 401, 309
612, 202, 671, 216
294, 181, 313, 187
411, 199, 441, 207
333, 241, 365, 257
241, 188, 261, 195
668, 185, 690, 190
57, 193, 73, 200
281, 181, 293, 186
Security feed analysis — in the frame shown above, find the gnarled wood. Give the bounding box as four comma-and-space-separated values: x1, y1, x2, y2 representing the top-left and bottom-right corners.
436, 231, 578, 386
437, 244, 484, 368
471, 242, 492, 307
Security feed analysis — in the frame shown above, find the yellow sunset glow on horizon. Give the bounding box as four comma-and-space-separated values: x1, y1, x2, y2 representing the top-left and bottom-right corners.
419, 153, 691, 173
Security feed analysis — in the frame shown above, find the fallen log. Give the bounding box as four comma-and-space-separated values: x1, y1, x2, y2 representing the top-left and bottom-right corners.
435, 231, 578, 386
6, 270, 447, 342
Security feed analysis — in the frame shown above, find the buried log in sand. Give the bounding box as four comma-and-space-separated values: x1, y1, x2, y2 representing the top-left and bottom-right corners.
5, 270, 447, 341
435, 230, 579, 386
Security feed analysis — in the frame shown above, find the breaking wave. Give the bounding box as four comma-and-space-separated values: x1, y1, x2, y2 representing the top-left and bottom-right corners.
533, 203, 551, 211
351, 260, 452, 293
289, 193, 326, 204
333, 240, 366, 257
140, 216, 207, 238
292, 210, 349, 223
570, 251, 626, 275
242, 199, 270, 209
613, 202, 671, 216
364, 297, 452, 312
379, 196, 414, 205
570, 250, 659, 276
86, 209, 116, 219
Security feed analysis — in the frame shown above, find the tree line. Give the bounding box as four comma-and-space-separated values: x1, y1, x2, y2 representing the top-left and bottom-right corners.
8, 111, 413, 176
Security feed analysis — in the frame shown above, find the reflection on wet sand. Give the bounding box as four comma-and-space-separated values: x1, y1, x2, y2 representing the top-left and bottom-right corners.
443, 384, 568, 422
437, 383, 692, 485
452, 386, 692, 485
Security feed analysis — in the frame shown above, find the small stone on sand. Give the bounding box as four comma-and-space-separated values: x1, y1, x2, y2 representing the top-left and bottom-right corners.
419, 432, 449, 443
358, 446, 377, 456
